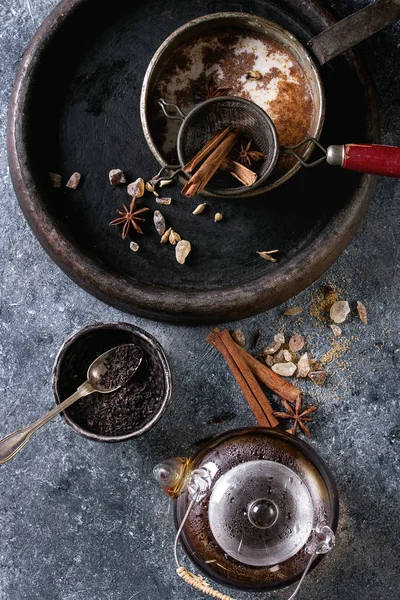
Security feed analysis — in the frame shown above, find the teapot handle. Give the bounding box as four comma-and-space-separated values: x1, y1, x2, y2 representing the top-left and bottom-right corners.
287, 525, 335, 600
174, 487, 236, 600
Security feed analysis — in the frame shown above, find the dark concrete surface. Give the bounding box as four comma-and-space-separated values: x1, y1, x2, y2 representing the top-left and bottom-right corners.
0, 1, 399, 599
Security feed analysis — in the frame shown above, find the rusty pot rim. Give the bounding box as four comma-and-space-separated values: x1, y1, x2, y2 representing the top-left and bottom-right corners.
140, 11, 326, 198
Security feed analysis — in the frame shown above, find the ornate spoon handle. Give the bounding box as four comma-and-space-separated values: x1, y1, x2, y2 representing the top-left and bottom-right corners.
0, 381, 93, 464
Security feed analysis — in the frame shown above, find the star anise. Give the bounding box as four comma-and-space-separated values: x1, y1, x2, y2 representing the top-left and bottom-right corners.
203, 74, 231, 100
109, 198, 149, 239
273, 396, 318, 438
236, 140, 267, 167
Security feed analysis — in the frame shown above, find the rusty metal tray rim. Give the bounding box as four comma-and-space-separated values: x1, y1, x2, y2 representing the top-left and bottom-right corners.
7, 0, 379, 323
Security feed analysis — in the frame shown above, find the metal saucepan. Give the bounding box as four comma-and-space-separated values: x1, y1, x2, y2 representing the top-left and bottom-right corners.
140, 2, 400, 198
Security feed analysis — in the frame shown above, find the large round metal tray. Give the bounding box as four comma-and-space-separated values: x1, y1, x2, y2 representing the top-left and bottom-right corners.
7, 0, 379, 323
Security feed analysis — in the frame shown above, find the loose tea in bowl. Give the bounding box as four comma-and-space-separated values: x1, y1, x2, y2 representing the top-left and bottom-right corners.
94, 344, 143, 392
52, 323, 172, 442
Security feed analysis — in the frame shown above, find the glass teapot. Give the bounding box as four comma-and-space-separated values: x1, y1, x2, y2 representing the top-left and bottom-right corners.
154, 428, 338, 599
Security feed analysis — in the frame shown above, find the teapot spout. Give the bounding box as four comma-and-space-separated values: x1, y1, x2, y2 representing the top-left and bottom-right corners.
153, 457, 192, 498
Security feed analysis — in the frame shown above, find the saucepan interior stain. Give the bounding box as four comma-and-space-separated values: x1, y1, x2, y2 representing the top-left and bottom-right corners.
149, 27, 315, 181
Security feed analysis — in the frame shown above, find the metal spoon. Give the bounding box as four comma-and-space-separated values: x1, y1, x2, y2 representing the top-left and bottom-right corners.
0, 343, 143, 465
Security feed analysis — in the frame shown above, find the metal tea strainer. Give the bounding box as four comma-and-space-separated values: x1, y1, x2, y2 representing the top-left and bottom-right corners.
153, 96, 279, 197
153, 94, 400, 198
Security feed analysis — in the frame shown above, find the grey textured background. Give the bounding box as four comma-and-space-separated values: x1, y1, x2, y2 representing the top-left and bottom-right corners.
0, 1, 399, 599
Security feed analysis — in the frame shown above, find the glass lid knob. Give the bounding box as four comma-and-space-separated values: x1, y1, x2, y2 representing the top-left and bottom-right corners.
208, 460, 314, 567
247, 498, 279, 529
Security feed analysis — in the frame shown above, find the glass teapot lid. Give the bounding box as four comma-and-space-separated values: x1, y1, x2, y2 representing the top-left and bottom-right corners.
208, 460, 314, 567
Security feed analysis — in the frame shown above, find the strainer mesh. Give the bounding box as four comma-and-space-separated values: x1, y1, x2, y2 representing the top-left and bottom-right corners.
177, 97, 278, 195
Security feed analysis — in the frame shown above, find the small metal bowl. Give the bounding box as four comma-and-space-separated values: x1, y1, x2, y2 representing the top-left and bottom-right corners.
52, 322, 172, 442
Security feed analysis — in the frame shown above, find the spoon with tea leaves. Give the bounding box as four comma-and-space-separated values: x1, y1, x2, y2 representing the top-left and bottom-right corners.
0, 343, 143, 464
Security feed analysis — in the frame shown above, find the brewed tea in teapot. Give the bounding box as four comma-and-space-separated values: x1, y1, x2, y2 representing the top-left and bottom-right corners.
154, 428, 338, 598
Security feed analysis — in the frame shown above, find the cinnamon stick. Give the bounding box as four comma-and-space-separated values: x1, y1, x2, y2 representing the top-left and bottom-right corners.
220, 158, 258, 186
182, 130, 239, 198
207, 329, 278, 428
235, 343, 303, 404
219, 330, 279, 427
183, 126, 234, 174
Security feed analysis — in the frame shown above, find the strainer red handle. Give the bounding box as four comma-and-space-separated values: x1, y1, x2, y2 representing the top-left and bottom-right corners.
327, 143, 400, 177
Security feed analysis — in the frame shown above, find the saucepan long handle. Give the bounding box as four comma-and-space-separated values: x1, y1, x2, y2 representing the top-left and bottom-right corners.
309, 0, 400, 66
327, 144, 400, 177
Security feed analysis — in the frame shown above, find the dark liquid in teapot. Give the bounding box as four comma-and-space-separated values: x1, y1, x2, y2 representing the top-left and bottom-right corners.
176, 429, 337, 591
